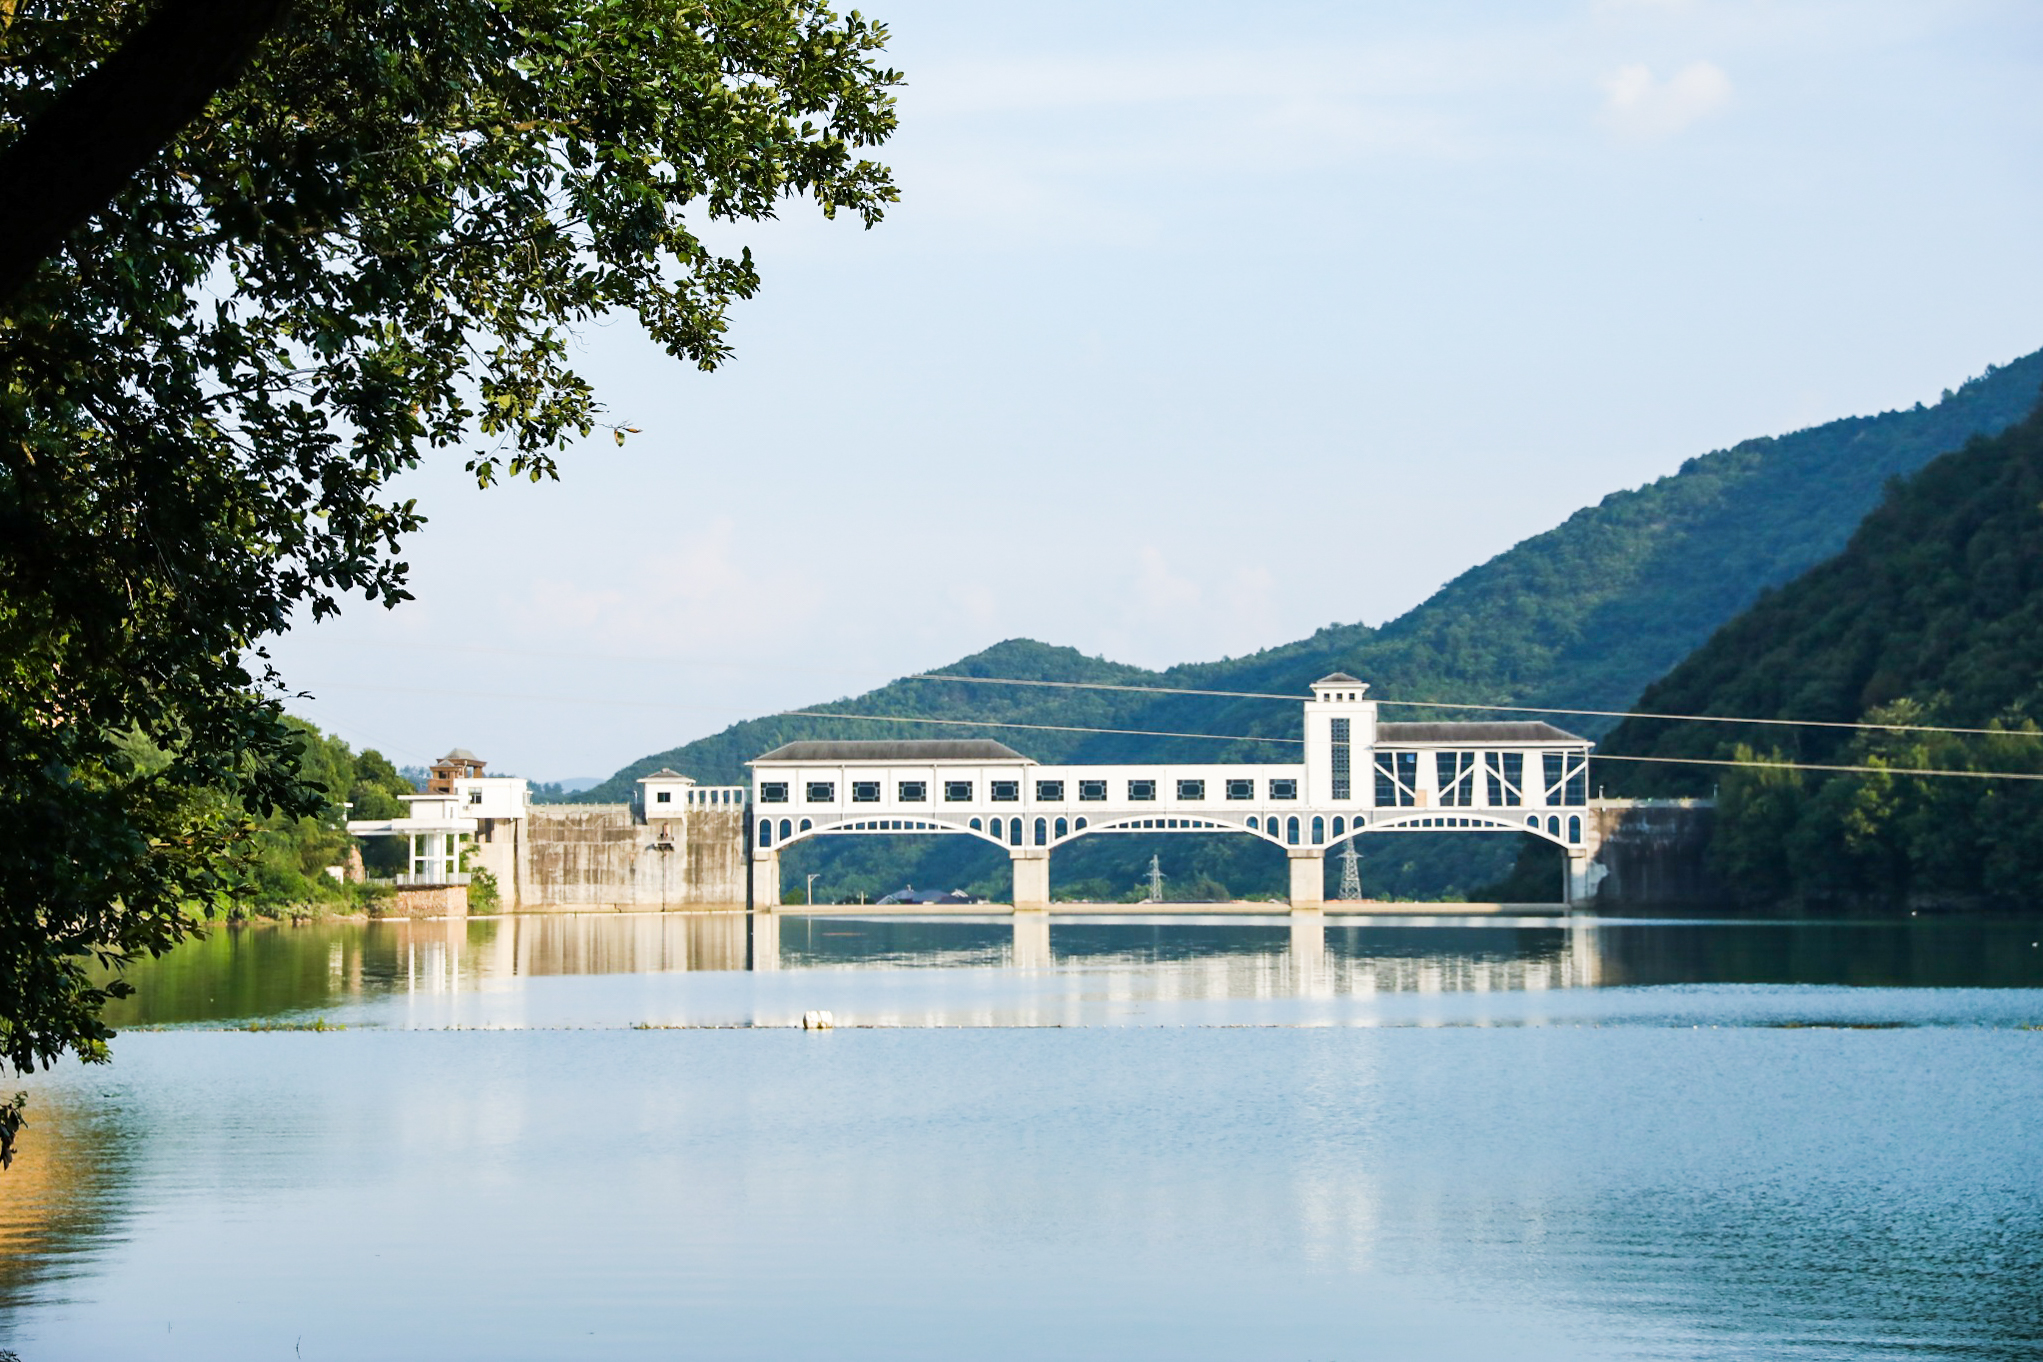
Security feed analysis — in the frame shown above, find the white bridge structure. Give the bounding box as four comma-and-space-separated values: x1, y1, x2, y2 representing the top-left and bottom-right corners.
735, 674, 1603, 910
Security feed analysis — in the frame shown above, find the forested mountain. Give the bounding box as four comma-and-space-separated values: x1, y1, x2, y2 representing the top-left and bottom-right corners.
1595, 399, 2043, 905
582, 348, 2043, 901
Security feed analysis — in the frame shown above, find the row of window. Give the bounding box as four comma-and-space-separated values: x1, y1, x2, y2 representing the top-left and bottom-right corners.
758, 777, 1303, 805
651, 787, 744, 806
756, 809, 1587, 849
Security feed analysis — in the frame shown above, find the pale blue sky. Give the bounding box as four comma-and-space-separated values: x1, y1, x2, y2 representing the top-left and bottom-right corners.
270, 0, 2043, 781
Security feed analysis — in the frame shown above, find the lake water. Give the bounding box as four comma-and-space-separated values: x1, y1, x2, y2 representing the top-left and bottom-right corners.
3, 911, 2040, 1360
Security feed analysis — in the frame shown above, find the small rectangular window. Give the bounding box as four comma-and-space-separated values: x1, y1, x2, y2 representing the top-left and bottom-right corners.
1079, 780, 1107, 801
760, 782, 789, 804
655, 791, 671, 804
851, 781, 881, 803
1269, 779, 1298, 800
944, 780, 973, 802
805, 781, 835, 803
1035, 780, 1065, 801
1128, 779, 1156, 801
469, 790, 483, 804
1176, 779, 1205, 801
1226, 778, 1254, 800
898, 781, 927, 802
991, 780, 1020, 802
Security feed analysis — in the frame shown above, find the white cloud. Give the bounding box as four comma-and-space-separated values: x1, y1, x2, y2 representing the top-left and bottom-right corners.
512, 517, 816, 653
1135, 545, 1203, 616
1600, 60, 1733, 139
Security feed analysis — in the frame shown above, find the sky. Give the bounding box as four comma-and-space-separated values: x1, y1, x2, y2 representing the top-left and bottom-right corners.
266, 0, 2043, 782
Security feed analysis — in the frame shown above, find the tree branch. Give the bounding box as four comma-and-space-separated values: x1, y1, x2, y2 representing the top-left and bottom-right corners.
0, 0, 294, 304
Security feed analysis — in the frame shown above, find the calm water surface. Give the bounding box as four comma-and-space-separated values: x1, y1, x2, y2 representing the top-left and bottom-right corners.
3, 911, 2040, 1360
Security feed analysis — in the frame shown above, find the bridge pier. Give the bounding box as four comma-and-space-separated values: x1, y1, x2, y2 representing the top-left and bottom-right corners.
750, 850, 781, 911
1287, 849, 1325, 910
1011, 851, 1051, 911
1563, 849, 1594, 906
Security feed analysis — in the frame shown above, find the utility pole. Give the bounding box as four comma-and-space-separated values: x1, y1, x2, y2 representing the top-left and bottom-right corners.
1338, 842, 1363, 901
1147, 854, 1164, 904
806, 873, 818, 907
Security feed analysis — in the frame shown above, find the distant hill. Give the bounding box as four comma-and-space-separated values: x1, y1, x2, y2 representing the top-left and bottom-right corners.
582, 348, 2043, 901
1593, 396, 2043, 905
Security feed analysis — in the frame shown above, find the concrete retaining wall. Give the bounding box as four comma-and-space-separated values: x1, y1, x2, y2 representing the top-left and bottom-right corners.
479, 804, 747, 911
1590, 799, 1720, 908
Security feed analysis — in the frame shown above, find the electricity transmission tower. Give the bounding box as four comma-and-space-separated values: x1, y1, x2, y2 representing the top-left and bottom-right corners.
1337, 842, 1363, 901
1146, 854, 1165, 904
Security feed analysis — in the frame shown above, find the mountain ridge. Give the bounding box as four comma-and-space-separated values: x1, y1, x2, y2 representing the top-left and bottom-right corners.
584, 347, 2043, 807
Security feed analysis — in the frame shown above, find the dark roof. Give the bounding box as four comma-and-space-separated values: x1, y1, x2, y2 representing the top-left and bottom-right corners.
751, 739, 1031, 764
1314, 672, 1365, 687
439, 748, 482, 763
875, 886, 980, 905
1376, 721, 1587, 744
637, 768, 687, 780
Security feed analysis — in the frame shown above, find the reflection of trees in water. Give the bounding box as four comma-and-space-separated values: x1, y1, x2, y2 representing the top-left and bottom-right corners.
0, 1085, 133, 1324
101, 914, 758, 1026
1584, 919, 2043, 989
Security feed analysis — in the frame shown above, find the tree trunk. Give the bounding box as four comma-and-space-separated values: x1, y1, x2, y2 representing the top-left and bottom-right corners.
0, 0, 294, 304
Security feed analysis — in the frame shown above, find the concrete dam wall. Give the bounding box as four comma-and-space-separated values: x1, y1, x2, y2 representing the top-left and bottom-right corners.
470, 804, 748, 912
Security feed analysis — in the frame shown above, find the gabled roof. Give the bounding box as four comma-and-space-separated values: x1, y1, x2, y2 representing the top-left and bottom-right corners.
751, 739, 1031, 764
637, 768, 690, 781
1313, 672, 1365, 687
1376, 721, 1587, 744
440, 748, 482, 762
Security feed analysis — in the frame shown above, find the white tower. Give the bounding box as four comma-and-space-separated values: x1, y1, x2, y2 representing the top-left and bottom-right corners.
1303, 673, 1378, 807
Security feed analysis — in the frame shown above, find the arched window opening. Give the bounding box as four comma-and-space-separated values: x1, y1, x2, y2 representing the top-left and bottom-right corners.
1247, 815, 1260, 832
1034, 818, 1048, 846
778, 819, 791, 841
1286, 816, 1301, 846
1332, 816, 1345, 837
969, 817, 983, 832
1568, 815, 1582, 845
1008, 817, 1023, 846
758, 819, 773, 847
1055, 817, 1068, 839
1311, 816, 1325, 845
800, 819, 812, 833
1074, 817, 1088, 831
1547, 815, 1561, 838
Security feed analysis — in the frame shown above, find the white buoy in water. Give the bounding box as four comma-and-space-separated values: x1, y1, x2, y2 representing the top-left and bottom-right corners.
802, 1010, 835, 1030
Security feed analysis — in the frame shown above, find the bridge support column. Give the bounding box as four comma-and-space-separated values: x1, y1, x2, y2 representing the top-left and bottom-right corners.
1562, 849, 1593, 907
1011, 851, 1051, 911
1287, 850, 1325, 910
750, 850, 781, 911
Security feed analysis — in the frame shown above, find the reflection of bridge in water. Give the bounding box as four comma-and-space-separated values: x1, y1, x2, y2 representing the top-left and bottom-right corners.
748, 910, 1608, 994
357, 911, 1608, 999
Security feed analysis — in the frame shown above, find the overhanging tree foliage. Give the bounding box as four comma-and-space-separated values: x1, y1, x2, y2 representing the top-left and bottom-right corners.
0, 0, 899, 1072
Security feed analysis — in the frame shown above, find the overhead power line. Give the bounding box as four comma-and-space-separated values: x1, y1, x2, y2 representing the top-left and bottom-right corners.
904, 674, 2042, 741
1592, 753, 2043, 782
777, 711, 1299, 745
781, 709, 2043, 783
